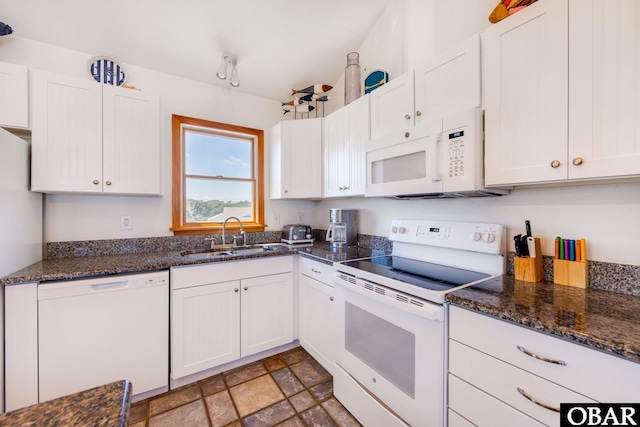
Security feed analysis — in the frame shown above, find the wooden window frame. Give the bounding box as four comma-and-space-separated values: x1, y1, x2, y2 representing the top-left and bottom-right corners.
171, 114, 265, 235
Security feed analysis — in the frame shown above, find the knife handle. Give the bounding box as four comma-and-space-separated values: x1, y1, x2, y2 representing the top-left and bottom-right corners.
559, 238, 565, 259
580, 238, 587, 262
576, 240, 581, 262
564, 239, 570, 260
569, 240, 575, 261
514, 235, 522, 257
525, 220, 532, 237
527, 236, 536, 258
554, 237, 560, 259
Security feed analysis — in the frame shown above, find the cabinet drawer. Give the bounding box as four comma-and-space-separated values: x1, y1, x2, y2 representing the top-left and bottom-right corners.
450, 340, 595, 426
298, 256, 334, 284
448, 374, 544, 427
449, 306, 640, 402
172, 256, 294, 289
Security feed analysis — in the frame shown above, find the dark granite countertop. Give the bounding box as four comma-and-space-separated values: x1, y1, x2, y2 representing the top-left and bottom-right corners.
0, 380, 131, 426
0, 242, 380, 286
446, 275, 640, 363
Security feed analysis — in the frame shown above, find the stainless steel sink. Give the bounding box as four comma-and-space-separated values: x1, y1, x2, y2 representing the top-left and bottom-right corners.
181, 245, 273, 259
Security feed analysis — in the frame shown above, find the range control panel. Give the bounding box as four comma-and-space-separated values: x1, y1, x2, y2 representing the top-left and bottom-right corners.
389, 219, 504, 255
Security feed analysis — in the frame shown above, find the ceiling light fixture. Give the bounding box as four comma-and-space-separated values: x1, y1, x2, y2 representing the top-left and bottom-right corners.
216, 52, 240, 87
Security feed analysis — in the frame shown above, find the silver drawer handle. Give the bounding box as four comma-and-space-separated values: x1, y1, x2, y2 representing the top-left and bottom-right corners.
517, 345, 567, 366
517, 387, 560, 413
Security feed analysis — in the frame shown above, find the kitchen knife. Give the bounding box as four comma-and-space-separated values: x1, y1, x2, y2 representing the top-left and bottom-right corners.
514, 235, 522, 257
525, 220, 532, 237
526, 236, 536, 258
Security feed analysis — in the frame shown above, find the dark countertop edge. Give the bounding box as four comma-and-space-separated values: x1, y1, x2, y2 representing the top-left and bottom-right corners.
0, 243, 377, 286
447, 291, 640, 364
0, 380, 131, 426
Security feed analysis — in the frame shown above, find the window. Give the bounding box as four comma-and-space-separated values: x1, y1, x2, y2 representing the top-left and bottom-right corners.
171, 115, 265, 235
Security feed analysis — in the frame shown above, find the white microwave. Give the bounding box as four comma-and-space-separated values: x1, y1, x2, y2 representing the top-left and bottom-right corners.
365, 107, 508, 199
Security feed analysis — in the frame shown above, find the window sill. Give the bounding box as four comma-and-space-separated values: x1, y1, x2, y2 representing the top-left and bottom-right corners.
171, 223, 266, 236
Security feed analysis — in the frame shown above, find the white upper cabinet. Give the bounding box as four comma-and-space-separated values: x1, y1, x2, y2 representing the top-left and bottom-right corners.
322, 94, 369, 197
270, 118, 322, 199
369, 71, 415, 140
568, 0, 640, 180
370, 34, 481, 141
0, 61, 29, 129
484, 0, 569, 186
31, 69, 161, 195
485, 0, 640, 186
414, 34, 481, 121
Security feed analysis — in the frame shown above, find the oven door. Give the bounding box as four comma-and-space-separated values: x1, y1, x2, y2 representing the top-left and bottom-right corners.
333, 274, 445, 427
365, 120, 444, 198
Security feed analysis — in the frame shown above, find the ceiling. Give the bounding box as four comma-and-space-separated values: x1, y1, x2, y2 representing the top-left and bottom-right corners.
0, 0, 393, 102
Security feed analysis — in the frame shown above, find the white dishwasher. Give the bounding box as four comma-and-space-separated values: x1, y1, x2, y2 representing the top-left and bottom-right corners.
38, 270, 169, 402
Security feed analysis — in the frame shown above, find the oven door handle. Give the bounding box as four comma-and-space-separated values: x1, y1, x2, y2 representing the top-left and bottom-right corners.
334, 274, 444, 322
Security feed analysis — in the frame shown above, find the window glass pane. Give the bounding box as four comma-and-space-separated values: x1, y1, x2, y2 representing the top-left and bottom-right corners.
185, 131, 252, 179
185, 178, 253, 223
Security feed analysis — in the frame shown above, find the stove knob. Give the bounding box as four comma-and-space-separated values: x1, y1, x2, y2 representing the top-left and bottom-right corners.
293, 235, 298, 240
391, 226, 398, 233
469, 232, 481, 241
398, 227, 407, 234
482, 233, 495, 242
487, 233, 496, 243
306, 233, 312, 239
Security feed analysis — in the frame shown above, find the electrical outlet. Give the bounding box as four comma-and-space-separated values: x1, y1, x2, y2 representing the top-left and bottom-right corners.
297, 212, 304, 224
120, 215, 132, 230
272, 212, 280, 225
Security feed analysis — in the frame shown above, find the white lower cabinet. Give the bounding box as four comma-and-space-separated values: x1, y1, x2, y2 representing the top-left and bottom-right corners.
297, 257, 335, 374
171, 256, 294, 380
448, 305, 640, 426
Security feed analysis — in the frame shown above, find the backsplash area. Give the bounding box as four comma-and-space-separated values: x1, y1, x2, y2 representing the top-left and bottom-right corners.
46, 231, 392, 259
46, 234, 638, 296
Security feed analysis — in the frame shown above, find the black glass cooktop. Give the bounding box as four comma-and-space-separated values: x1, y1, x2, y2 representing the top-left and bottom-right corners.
341, 255, 490, 292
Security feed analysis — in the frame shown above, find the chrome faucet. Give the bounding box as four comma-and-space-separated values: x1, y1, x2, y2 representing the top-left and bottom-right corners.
222, 216, 246, 247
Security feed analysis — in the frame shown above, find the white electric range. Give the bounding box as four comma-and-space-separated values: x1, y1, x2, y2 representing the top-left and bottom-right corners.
332, 219, 506, 427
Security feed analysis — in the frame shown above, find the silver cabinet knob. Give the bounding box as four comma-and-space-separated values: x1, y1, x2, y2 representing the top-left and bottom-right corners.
405, 132, 410, 138
93, 179, 100, 185
243, 286, 248, 291
572, 157, 584, 166
330, 296, 334, 301
550, 160, 561, 168
234, 288, 239, 293
404, 114, 411, 120
105, 180, 112, 186
416, 110, 422, 116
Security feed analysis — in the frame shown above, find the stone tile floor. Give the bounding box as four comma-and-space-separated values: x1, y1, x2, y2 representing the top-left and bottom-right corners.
128, 347, 361, 427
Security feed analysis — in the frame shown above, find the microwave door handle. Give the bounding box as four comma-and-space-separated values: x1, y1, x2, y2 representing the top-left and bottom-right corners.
430, 132, 442, 182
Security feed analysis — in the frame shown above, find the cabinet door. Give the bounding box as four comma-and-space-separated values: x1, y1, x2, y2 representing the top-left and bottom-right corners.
322, 107, 348, 197
0, 62, 28, 129
414, 34, 481, 122
31, 70, 103, 193
370, 71, 414, 140
240, 272, 294, 357
298, 274, 334, 374
280, 119, 322, 198
483, 0, 569, 186
171, 281, 241, 380
569, 0, 640, 180
102, 85, 161, 195
345, 95, 369, 196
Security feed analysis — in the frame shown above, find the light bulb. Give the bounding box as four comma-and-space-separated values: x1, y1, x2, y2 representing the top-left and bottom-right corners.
229, 67, 240, 87
216, 57, 228, 80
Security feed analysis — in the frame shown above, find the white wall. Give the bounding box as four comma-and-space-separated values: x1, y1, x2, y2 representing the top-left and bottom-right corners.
0, 36, 317, 242
313, 0, 640, 267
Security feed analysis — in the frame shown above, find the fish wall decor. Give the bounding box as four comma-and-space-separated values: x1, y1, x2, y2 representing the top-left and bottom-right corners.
292, 84, 333, 96
282, 104, 315, 115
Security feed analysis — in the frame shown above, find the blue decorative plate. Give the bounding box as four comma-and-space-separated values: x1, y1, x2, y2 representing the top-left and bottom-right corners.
364, 70, 389, 94
88, 56, 126, 86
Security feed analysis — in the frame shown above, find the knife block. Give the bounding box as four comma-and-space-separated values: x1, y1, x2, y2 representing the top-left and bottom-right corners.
553, 259, 589, 288
514, 238, 543, 283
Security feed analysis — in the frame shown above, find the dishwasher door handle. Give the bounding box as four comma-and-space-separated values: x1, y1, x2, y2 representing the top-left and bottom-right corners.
90, 281, 129, 291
